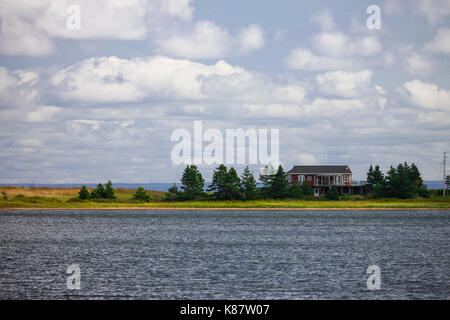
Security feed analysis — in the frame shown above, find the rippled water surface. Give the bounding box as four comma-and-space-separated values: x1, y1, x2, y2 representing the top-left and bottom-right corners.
0, 209, 448, 299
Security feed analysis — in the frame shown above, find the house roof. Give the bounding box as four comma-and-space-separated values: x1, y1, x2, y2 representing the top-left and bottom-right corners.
287, 165, 352, 174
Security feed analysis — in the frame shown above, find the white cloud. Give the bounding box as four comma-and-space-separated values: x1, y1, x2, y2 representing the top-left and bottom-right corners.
50, 55, 306, 106
26, 106, 62, 123
311, 8, 335, 31
316, 70, 373, 98
402, 80, 450, 110
384, 0, 450, 24
156, 20, 232, 59
0, 67, 39, 108
298, 153, 316, 164
424, 27, 450, 54
403, 53, 434, 75
0, 0, 195, 56
284, 48, 355, 71
313, 32, 382, 57
238, 24, 265, 54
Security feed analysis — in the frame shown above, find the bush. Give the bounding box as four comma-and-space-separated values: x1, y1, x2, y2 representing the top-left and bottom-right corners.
132, 187, 152, 202
326, 186, 339, 200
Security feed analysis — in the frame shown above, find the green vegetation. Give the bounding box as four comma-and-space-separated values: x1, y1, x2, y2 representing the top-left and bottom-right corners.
368, 162, 429, 199
131, 187, 152, 202
1, 161, 449, 209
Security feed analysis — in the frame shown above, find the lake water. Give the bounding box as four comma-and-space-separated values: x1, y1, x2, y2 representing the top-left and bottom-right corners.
0, 209, 448, 299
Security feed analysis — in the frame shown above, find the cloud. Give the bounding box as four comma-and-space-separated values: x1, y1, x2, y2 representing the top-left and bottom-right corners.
403, 53, 434, 75
311, 8, 335, 31
0, 0, 195, 56
238, 24, 265, 54
0, 67, 39, 108
316, 70, 373, 98
284, 48, 355, 71
48, 55, 306, 107
384, 0, 450, 24
157, 21, 265, 59
402, 80, 450, 110
424, 27, 450, 54
298, 153, 316, 164
313, 32, 382, 57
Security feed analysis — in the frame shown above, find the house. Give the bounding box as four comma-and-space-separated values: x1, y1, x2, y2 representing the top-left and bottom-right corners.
286, 165, 366, 197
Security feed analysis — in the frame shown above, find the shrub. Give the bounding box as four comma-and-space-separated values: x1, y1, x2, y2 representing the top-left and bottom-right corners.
132, 187, 152, 202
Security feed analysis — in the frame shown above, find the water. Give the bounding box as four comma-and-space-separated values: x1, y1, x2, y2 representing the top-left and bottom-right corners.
0, 209, 448, 299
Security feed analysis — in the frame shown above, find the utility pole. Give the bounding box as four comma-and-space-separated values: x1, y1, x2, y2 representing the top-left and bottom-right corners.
444, 152, 447, 197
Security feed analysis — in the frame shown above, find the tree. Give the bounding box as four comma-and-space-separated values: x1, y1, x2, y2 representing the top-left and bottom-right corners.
367, 165, 375, 186
389, 163, 415, 199
268, 165, 289, 199
372, 165, 384, 184
300, 180, 313, 196
326, 185, 339, 200
78, 186, 90, 200
240, 166, 259, 200
259, 165, 275, 198
132, 187, 151, 202
104, 180, 116, 199
91, 183, 106, 199
165, 184, 179, 201
180, 165, 205, 200
288, 183, 303, 199
207, 164, 229, 200
225, 167, 242, 200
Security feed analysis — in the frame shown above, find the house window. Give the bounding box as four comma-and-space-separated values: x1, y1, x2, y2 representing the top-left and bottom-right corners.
307, 176, 312, 182
337, 176, 341, 184
299, 175, 304, 183
287, 175, 291, 182
344, 175, 348, 182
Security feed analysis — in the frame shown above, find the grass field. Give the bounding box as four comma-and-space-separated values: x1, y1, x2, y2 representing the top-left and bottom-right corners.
1, 186, 450, 209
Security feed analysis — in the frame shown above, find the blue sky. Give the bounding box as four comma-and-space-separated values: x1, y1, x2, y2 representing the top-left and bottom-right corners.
0, 0, 449, 183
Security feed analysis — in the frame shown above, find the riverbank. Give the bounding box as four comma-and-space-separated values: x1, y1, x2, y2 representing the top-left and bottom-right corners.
1, 186, 449, 209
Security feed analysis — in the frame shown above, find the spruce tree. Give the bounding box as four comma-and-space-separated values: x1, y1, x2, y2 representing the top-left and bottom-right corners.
91, 183, 105, 199
78, 186, 90, 200
288, 183, 303, 199
300, 180, 313, 196
367, 165, 375, 186
326, 185, 339, 200
104, 180, 116, 199
180, 165, 205, 200
240, 166, 259, 200
259, 165, 275, 198
132, 187, 151, 202
269, 165, 289, 199
225, 167, 242, 200
373, 165, 384, 184
207, 164, 229, 200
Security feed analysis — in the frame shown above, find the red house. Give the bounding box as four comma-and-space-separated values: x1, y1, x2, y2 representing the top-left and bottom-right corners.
286, 165, 365, 197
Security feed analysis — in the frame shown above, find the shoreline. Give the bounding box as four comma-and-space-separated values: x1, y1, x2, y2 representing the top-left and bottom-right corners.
1, 207, 449, 211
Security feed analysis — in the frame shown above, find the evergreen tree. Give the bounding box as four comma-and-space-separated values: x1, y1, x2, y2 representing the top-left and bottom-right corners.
259, 165, 275, 198
91, 183, 106, 199
288, 183, 303, 199
132, 187, 151, 202
269, 165, 289, 199
78, 186, 90, 200
300, 180, 313, 196
367, 165, 375, 186
207, 164, 229, 200
180, 165, 205, 200
225, 167, 242, 200
165, 183, 179, 201
104, 180, 116, 199
408, 163, 424, 188
373, 165, 384, 184
390, 163, 415, 199
326, 185, 339, 200
240, 166, 259, 200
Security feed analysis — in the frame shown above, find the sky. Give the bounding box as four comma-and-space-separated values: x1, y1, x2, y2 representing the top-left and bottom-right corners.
0, 0, 449, 183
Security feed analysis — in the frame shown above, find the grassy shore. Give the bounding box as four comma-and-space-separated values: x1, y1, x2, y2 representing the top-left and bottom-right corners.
1, 186, 450, 209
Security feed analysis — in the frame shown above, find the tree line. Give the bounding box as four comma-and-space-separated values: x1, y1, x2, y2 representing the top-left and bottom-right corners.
366, 162, 429, 198
78, 181, 152, 202
165, 164, 317, 201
